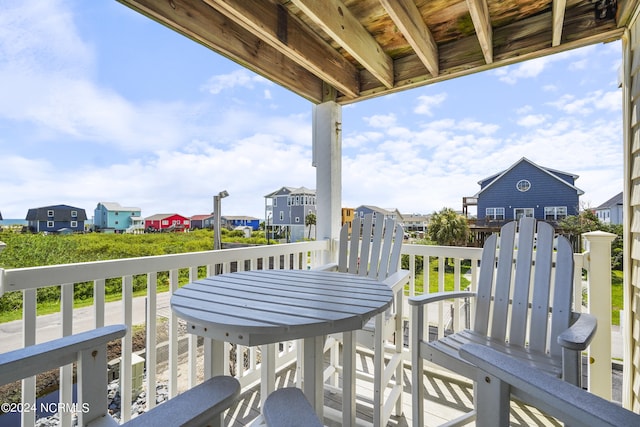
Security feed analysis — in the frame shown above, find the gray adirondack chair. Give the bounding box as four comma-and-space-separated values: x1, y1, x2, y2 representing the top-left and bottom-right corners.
410, 217, 597, 426
317, 213, 410, 427
0, 325, 240, 427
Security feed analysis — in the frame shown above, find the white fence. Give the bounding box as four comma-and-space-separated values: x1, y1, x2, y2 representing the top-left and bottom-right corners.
0, 234, 613, 426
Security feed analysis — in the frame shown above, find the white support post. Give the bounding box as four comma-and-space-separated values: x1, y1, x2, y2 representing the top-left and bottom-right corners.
313, 101, 342, 263
582, 230, 616, 399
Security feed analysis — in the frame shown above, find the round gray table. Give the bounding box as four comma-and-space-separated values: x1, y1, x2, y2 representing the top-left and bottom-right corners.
170, 269, 393, 422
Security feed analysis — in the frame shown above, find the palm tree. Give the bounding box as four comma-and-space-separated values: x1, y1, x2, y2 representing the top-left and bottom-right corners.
305, 212, 316, 239
428, 207, 469, 247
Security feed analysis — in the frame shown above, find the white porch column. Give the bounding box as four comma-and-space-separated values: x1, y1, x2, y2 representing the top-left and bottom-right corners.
583, 230, 617, 399
313, 101, 342, 261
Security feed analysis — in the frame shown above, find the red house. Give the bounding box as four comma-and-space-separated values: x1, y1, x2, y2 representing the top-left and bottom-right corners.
144, 213, 190, 232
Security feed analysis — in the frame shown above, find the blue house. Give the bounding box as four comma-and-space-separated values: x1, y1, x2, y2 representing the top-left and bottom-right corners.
94, 202, 143, 233
354, 205, 402, 222
222, 216, 260, 231
265, 186, 317, 242
25, 204, 88, 233
474, 158, 584, 224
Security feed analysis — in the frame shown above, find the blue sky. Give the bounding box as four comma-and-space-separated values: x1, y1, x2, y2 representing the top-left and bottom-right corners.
0, 0, 624, 220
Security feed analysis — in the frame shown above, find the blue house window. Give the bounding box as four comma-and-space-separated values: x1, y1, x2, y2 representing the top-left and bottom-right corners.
486, 207, 505, 220
516, 179, 531, 192
47, 221, 54, 228
47, 210, 54, 217
545, 206, 567, 221
71, 221, 78, 228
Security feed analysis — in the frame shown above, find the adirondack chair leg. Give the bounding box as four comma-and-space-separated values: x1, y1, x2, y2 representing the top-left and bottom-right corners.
474, 372, 510, 427
562, 347, 581, 386
411, 304, 425, 427
373, 313, 384, 427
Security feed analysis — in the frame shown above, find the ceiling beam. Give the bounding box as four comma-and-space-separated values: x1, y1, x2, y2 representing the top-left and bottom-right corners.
552, 0, 567, 46
379, 0, 439, 77
291, 0, 395, 89
203, 0, 360, 98
466, 0, 493, 64
116, 0, 325, 103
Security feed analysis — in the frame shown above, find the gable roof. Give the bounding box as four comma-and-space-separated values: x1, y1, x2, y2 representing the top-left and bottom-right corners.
356, 205, 396, 216
145, 213, 188, 221
596, 192, 623, 210
474, 157, 584, 197
191, 214, 215, 221
25, 204, 88, 221
98, 202, 141, 212
265, 186, 315, 197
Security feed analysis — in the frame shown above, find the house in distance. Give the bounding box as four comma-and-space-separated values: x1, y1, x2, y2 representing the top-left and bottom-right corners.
25, 204, 88, 233
468, 157, 584, 225
94, 202, 143, 233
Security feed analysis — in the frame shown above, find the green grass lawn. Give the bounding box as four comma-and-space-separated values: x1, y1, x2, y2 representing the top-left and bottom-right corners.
612, 269, 623, 326
408, 258, 624, 327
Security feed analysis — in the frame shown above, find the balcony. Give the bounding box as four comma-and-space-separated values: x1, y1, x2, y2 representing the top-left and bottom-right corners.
0, 234, 619, 426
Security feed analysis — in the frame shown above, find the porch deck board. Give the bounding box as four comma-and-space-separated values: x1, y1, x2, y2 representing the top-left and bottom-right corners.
222, 352, 559, 426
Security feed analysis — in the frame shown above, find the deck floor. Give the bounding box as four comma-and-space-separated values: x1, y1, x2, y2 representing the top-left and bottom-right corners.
221, 352, 561, 427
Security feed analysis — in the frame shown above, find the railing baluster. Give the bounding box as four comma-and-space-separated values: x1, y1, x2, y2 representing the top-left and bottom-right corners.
168, 269, 179, 399
146, 271, 158, 410
60, 283, 73, 426
22, 288, 36, 427
94, 278, 105, 328
121, 275, 133, 422
188, 266, 198, 388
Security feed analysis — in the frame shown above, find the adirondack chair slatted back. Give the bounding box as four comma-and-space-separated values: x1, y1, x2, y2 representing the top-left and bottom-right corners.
474, 217, 574, 357
338, 214, 403, 280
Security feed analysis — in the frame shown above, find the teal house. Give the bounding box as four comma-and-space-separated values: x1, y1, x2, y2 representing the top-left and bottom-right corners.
94, 202, 143, 233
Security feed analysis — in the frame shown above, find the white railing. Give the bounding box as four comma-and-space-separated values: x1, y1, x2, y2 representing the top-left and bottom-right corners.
0, 241, 329, 426
0, 235, 614, 426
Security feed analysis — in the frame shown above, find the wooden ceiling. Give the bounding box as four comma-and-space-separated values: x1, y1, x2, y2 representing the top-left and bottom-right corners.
117, 0, 636, 105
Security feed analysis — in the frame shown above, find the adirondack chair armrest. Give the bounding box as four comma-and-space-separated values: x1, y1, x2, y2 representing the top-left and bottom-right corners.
408, 291, 476, 307
460, 343, 640, 427
313, 262, 338, 272
557, 312, 598, 351
122, 375, 240, 427
382, 269, 411, 292
0, 324, 127, 385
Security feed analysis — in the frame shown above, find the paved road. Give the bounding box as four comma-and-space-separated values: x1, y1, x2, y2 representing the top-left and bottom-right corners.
0, 292, 172, 352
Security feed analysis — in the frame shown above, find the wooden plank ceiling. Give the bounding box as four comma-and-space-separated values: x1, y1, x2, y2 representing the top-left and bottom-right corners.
117, 0, 635, 105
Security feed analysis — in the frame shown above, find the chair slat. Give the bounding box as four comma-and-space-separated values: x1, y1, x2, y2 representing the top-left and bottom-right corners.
474, 233, 498, 335
360, 214, 374, 277
491, 221, 517, 341
368, 216, 384, 279
338, 220, 350, 273
549, 236, 575, 357
376, 218, 394, 279
347, 216, 361, 274
509, 217, 536, 346
528, 221, 555, 352
388, 223, 403, 277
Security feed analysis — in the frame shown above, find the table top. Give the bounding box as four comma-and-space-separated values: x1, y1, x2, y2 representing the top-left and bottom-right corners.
170, 269, 393, 346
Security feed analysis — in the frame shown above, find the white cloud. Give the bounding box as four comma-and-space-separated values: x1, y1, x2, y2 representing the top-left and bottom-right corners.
201, 69, 270, 95
364, 113, 396, 128
494, 46, 594, 84
414, 93, 447, 116
548, 90, 622, 115
517, 114, 547, 127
